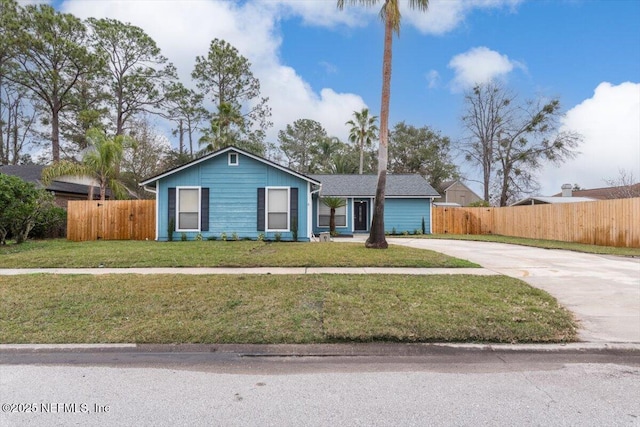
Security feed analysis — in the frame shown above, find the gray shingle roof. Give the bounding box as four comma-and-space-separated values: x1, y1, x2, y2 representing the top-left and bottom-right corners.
309, 174, 439, 197
0, 164, 45, 182
0, 164, 108, 196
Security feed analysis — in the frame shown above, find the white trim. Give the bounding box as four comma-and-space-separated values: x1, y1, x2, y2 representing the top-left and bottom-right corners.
228, 152, 239, 166
155, 181, 159, 240
175, 186, 201, 232
265, 186, 290, 232
317, 197, 347, 228
141, 146, 320, 187
307, 182, 312, 240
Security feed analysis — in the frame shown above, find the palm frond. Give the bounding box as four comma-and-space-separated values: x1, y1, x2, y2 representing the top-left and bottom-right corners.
41, 161, 93, 185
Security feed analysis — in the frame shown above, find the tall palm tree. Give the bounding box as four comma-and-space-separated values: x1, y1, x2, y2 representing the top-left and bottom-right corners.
346, 108, 378, 175
338, 0, 429, 249
41, 128, 131, 200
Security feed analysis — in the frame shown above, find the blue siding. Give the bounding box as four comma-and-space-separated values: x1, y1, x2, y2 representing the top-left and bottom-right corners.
156, 152, 310, 241
384, 198, 431, 234
312, 195, 353, 235
310, 196, 432, 235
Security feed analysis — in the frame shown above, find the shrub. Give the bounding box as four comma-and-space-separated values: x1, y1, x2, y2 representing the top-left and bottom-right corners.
30, 205, 67, 239
195, 233, 203, 241
0, 174, 57, 244
220, 232, 227, 241
257, 233, 265, 241
291, 217, 298, 242
421, 216, 426, 234
207, 235, 217, 241
180, 232, 187, 241
274, 232, 282, 242
167, 217, 175, 242
232, 232, 239, 241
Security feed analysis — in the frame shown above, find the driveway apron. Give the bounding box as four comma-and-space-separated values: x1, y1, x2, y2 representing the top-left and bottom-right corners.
387, 238, 640, 343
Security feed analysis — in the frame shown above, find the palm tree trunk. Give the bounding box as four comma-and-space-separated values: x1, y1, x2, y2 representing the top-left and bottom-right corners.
359, 140, 364, 175
366, 9, 392, 249
330, 207, 336, 234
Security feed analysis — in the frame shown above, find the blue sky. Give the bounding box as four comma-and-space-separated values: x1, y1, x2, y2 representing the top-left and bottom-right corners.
51, 0, 639, 197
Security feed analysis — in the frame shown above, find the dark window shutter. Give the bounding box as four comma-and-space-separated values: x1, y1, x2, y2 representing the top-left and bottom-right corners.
200, 188, 209, 231
257, 188, 265, 231
290, 187, 298, 228
168, 187, 176, 227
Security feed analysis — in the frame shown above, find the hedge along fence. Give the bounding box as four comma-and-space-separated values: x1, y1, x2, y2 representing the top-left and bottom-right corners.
432, 197, 640, 248
67, 200, 155, 241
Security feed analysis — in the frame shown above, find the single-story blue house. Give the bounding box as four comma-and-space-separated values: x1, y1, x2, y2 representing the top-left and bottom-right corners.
309, 174, 439, 236
140, 146, 439, 241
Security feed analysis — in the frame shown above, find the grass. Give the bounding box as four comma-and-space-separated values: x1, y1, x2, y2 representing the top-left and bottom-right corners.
0, 274, 577, 344
401, 234, 640, 257
0, 239, 477, 268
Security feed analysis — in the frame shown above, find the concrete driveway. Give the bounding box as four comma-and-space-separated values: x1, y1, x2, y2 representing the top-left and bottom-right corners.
387, 238, 640, 343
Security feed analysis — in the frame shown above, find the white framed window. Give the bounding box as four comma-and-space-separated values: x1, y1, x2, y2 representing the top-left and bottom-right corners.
228, 152, 239, 166
318, 198, 347, 228
176, 187, 200, 231
266, 187, 289, 231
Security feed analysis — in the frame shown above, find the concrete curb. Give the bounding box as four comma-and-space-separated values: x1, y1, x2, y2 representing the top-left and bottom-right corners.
2, 342, 639, 354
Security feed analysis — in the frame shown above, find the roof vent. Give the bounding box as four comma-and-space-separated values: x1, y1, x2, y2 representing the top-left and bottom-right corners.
561, 183, 572, 197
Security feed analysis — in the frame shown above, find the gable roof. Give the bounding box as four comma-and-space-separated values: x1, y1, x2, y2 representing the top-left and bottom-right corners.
309, 174, 439, 198
0, 164, 108, 196
438, 180, 457, 192
436, 179, 482, 198
140, 146, 321, 186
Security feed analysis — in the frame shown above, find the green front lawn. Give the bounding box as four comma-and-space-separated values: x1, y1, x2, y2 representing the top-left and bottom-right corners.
0, 239, 477, 268
0, 274, 577, 344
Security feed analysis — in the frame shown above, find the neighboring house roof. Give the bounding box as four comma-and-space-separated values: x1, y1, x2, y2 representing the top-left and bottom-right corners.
0, 164, 45, 182
0, 164, 106, 196
309, 174, 440, 198
437, 180, 458, 193
140, 146, 321, 186
510, 196, 597, 206
435, 179, 482, 203
552, 183, 640, 200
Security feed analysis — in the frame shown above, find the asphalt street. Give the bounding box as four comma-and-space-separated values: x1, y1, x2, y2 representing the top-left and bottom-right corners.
1, 345, 640, 427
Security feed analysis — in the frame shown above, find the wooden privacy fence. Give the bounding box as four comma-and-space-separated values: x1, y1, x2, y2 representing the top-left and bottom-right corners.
432, 197, 640, 248
67, 200, 155, 241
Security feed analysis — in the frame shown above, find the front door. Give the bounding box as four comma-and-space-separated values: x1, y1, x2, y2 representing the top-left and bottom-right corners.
354, 200, 368, 231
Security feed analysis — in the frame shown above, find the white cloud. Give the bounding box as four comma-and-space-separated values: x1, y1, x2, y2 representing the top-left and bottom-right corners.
538, 82, 640, 194
272, 1, 373, 28
426, 70, 440, 89
448, 46, 524, 91
56, 0, 527, 149
405, 0, 524, 35
59, 0, 366, 145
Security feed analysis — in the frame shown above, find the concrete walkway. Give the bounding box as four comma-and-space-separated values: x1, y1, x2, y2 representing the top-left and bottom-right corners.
0, 266, 495, 276
387, 238, 640, 344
